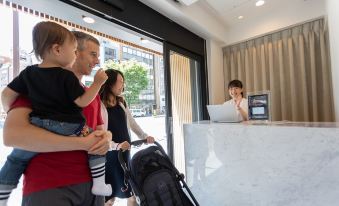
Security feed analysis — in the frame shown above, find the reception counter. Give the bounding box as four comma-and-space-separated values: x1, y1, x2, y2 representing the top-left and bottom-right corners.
183, 121, 339, 206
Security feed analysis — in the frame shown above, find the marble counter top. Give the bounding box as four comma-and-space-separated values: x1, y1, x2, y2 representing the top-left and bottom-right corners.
192, 120, 339, 128
183, 122, 339, 206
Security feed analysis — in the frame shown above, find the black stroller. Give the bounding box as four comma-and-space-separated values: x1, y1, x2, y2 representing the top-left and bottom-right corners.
118, 140, 199, 206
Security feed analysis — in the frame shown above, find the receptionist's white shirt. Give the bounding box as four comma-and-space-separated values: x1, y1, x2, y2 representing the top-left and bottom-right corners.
224, 98, 248, 121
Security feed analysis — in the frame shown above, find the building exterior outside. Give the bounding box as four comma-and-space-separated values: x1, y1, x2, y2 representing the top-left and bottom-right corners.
84, 39, 164, 116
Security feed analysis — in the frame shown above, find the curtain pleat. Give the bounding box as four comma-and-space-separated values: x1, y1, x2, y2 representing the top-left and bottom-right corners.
298, 34, 310, 121
260, 44, 268, 90
277, 39, 288, 120
244, 48, 251, 94
319, 30, 332, 121
223, 18, 334, 122
309, 32, 318, 121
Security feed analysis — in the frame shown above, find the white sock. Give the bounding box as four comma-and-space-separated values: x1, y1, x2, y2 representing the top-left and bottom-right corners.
91, 163, 112, 196
0, 189, 11, 206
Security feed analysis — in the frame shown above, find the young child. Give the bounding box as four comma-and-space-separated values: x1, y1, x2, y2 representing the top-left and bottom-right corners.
0, 21, 110, 205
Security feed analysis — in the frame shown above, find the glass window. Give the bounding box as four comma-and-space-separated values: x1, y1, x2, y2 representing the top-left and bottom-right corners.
0, 7, 13, 88
19, 12, 43, 70
104, 47, 116, 61
0, 8, 20, 204
123, 46, 127, 53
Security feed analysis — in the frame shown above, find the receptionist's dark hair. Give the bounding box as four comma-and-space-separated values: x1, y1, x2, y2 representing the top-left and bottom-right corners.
228, 79, 244, 97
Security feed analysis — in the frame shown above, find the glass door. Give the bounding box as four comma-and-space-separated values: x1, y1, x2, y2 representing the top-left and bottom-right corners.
164, 42, 207, 174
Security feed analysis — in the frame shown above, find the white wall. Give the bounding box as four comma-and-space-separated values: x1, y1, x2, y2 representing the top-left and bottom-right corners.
327, 0, 339, 121
206, 39, 224, 104
225, 0, 326, 45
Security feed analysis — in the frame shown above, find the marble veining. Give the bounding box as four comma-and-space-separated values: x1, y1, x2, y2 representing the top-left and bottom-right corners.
184, 122, 339, 206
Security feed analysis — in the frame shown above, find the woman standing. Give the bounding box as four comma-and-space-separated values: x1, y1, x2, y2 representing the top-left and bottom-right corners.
100, 69, 155, 206
224, 79, 248, 121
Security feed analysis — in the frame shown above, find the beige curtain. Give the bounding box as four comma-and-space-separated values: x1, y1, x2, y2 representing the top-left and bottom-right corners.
223, 18, 334, 122
170, 52, 193, 173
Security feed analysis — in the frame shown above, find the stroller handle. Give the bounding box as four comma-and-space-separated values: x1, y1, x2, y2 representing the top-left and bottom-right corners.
118, 140, 164, 168
131, 139, 148, 147
131, 139, 162, 148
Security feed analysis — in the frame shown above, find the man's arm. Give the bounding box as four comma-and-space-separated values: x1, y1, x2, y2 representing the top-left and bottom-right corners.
1, 87, 19, 112
3, 107, 110, 154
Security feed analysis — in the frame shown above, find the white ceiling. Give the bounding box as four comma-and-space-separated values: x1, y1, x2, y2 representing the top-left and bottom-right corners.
205, 0, 295, 27
141, 0, 326, 45
9, 0, 163, 53
8, 0, 326, 47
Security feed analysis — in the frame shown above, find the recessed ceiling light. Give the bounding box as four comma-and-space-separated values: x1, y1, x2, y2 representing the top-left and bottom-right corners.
256, 0, 265, 7
238, 15, 244, 20
140, 38, 149, 44
82, 15, 95, 24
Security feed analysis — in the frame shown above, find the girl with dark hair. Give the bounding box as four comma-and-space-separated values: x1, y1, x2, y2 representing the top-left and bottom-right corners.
100, 69, 155, 206
224, 79, 248, 121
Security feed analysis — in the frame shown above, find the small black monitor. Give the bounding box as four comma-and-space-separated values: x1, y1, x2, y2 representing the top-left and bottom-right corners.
248, 93, 270, 120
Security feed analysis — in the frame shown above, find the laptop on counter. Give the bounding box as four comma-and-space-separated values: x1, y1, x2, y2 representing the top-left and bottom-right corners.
207, 104, 241, 123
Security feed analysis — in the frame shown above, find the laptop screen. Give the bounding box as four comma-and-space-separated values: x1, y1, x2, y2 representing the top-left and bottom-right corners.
207, 104, 241, 122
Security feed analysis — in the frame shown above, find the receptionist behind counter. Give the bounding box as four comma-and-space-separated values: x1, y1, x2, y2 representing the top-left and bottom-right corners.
223, 79, 248, 121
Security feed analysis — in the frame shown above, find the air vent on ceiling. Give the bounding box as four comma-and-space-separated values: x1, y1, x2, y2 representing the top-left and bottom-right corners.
174, 0, 199, 6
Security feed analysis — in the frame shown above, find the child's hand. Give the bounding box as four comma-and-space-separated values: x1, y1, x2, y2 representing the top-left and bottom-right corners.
93, 68, 108, 86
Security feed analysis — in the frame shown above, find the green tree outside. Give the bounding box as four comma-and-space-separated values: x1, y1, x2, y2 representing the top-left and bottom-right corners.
104, 59, 148, 106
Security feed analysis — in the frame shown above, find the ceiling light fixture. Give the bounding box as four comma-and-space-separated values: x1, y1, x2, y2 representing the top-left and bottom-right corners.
82, 15, 95, 24
140, 38, 149, 44
255, 0, 265, 7
238, 15, 244, 20
177, 0, 199, 6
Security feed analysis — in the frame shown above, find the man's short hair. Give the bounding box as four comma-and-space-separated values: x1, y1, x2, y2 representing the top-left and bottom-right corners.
72, 31, 100, 51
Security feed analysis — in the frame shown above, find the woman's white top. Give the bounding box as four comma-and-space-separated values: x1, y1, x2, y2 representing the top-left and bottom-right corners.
100, 101, 148, 150
223, 98, 248, 121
